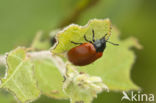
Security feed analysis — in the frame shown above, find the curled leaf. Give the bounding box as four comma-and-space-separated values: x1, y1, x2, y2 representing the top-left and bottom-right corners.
52, 19, 112, 54
63, 63, 108, 103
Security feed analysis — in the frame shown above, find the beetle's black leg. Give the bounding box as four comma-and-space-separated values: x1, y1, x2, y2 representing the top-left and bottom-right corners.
71, 41, 82, 45
106, 41, 119, 46
104, 34, 107, 38
84, 35, 92, 43
62, 76, 66, 82
92, 29, 95, 42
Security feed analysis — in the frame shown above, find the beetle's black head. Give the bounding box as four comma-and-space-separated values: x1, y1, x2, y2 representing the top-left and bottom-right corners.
93, 37, 107, 52
93, 35, 119, 52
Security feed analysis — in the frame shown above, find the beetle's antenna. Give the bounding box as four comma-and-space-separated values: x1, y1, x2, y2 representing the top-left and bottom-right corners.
92, 29, 95, 42
104, 34, 107, 39
100, 34, 107, 40
107, 41, 119, 46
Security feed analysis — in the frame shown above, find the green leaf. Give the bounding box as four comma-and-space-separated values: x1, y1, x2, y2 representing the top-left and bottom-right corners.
78, 27, 142, 91
52, 19, 112, 54
33, 58, 68, 99
0, 47, 40, 103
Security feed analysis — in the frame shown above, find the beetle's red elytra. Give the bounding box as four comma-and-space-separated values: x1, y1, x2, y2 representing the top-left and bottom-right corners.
67, 29, 119, 66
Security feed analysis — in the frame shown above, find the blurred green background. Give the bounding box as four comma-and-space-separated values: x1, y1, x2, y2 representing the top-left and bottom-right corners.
0, 0, 156, 103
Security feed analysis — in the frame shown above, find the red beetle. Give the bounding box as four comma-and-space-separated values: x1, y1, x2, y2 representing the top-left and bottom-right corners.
67, 29, 119, 66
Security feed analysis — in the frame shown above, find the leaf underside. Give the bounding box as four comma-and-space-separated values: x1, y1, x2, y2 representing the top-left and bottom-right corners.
0, 48, 40, 103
